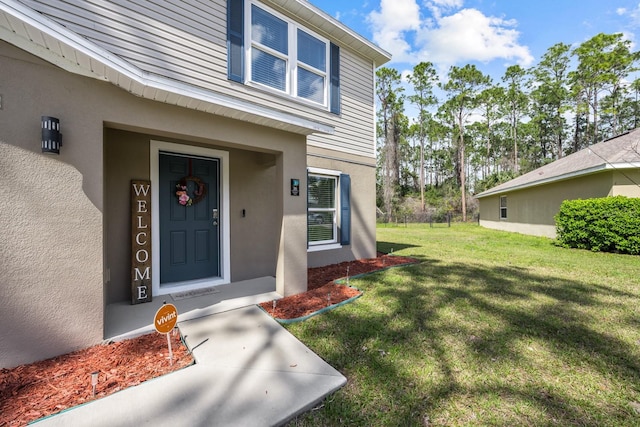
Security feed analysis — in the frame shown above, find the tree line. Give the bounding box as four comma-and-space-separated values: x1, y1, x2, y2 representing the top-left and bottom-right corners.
376, 33, 640, 222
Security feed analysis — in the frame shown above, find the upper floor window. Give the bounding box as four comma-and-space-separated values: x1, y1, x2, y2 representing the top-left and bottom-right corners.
249, 3, 328, 106
227, 0, 341, 114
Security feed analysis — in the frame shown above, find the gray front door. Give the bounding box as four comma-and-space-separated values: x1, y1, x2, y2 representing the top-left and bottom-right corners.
159, 152, 220, 285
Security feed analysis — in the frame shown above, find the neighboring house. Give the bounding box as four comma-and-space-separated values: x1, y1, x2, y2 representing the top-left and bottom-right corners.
0, 0, 390, 368
476, 129, 640, 238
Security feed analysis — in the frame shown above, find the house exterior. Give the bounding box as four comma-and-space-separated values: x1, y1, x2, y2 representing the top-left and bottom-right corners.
0, 0, 390, 368
475, 129, 640, 238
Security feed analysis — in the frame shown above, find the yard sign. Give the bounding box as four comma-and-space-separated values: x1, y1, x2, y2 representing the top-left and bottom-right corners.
154, 303, 178, 365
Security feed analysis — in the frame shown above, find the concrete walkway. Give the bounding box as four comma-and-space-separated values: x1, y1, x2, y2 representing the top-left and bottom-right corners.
33, 305, 346, 427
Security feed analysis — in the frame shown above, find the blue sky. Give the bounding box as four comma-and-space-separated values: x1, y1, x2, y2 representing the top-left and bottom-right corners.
310, 0, 640, 82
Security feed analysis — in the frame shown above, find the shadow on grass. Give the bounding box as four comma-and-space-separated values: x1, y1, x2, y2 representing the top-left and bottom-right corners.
376, 240, 421, 254
287, 256, 640, 426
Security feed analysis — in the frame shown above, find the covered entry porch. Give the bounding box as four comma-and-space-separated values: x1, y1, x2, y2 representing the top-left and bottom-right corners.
104, 121, 309, 339
104, 276, 280, 340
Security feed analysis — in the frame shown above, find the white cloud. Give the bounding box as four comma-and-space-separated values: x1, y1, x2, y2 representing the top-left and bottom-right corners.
418, 8, 534, 68
430, 0, 463, 10
426, 0, 463, 20
366, 0, 422, 62
367, 0, 533, 69
614, 3, 640, 29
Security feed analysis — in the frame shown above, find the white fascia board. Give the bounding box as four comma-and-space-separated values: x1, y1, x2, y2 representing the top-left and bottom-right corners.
269, 0, 391, 65
475, 162, 640, 198
0, 0, 334, 136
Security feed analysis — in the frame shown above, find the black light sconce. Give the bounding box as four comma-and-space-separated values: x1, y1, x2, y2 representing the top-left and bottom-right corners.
41, 116, 62, 154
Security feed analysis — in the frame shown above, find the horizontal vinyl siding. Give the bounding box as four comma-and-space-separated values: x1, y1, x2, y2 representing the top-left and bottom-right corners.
21, 0, 228, 84
23, 0, 376, 157
308, 48, 376, 158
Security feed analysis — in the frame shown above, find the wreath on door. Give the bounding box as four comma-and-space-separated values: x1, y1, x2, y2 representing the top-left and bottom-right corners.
175, 176, 207, 206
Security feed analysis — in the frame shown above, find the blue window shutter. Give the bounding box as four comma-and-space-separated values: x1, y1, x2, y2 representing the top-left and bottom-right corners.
227, 0, 244, 82
330, 43, 341, 114
340, 174, 350, 245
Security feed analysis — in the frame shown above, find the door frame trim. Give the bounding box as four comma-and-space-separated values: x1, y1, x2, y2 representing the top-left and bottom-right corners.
150, 140, 231, 296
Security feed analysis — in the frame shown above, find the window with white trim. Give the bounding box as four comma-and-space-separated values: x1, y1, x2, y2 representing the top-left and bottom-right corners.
248, 2, 329, 106
308, 171, 338, 245
500, 196, 507, 219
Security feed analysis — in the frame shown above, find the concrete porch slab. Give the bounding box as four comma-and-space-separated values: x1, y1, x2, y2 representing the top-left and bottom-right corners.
105, 276, 280, 341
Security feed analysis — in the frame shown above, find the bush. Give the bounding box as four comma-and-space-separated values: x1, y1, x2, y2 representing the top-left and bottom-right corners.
555, 196, 640, 255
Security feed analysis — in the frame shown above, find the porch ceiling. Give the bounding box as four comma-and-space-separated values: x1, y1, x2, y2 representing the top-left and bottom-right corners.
0, 0, 334, 136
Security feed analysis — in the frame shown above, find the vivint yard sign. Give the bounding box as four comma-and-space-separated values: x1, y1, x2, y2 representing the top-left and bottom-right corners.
131, 180, 152, 304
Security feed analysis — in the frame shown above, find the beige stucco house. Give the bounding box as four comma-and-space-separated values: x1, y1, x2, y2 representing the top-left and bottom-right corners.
0, 0, 390, 368
476, 129, 640, 238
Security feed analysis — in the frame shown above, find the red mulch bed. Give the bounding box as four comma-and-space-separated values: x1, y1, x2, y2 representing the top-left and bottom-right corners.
0, 253, 417, 426
0, 332, 192, 426
260, 252, 418, 320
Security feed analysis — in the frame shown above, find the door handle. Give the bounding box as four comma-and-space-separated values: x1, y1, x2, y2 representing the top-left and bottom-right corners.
212, 209, 218, 226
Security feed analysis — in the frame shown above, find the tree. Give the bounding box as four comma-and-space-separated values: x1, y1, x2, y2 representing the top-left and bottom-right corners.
376, 67, 405, 221
407, 62, 439, 211
476, 85, 505, 179
372, 32, 638, 222
530, 43, 571, 159
501, 65, 529, 172
439, 65, 491, 221
570, 33, 639, 144
608, 77, 640, 132
630, 78, 640, 129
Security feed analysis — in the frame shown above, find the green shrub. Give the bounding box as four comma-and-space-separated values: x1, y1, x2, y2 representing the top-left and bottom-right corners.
555, 196, 640, 255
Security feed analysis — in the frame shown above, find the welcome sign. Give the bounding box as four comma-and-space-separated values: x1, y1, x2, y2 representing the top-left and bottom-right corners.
131, 180, 152, 304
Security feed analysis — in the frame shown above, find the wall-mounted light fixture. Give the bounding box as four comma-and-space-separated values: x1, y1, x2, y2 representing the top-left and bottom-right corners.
41, 116, 62, 154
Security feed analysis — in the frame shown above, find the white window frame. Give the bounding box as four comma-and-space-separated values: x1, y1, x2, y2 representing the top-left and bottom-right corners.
245, 1, 329, 108
500, 195, 507, 220
307, 167, 341, 250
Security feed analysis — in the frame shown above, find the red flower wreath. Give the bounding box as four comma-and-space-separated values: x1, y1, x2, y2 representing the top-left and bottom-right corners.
175, 176, 206, 206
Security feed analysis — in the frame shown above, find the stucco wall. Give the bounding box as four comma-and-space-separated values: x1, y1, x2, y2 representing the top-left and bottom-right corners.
478, 220, 557, 239
0, 43, 103, 368
0, 40, 309, 366
306, 146, 377, 268
478, 172, 617, 238
612, 170, 640, 197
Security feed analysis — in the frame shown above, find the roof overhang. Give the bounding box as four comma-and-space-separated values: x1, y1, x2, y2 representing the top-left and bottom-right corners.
0, 0, 335, 136
267, 0, 391, 66
475, 162, 640, 198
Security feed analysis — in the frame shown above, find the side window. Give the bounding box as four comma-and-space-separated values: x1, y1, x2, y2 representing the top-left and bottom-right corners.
308, 173, 337, 245
500, 196, 507, 219
307, 170, 351, 248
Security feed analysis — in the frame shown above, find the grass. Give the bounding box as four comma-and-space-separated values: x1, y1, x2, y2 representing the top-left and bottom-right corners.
286, 223, 640, 426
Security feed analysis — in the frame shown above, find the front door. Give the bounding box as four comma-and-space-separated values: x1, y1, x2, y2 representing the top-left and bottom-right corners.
159, 152, 220, 285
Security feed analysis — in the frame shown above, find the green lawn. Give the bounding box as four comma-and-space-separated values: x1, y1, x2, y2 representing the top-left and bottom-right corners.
286, 223, 640, 426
